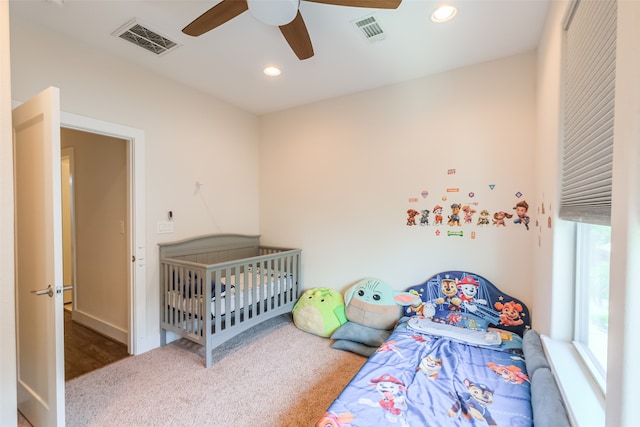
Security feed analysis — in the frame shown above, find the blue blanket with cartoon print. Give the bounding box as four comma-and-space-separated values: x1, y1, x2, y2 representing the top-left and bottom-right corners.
317, 317, 532, 427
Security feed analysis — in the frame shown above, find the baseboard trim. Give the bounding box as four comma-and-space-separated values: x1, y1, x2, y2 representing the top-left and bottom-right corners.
72, 309, 128, 345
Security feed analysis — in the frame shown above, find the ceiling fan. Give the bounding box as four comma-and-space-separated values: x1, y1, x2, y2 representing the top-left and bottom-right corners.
182, 0, 402, 60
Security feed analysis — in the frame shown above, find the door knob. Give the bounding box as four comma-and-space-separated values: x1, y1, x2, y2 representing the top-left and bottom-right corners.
31, 284, 54, 298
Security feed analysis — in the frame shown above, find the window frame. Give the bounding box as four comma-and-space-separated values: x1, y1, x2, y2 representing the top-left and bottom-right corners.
572, 221, 609, 394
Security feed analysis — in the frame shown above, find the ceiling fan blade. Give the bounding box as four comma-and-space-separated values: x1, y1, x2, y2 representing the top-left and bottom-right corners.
183, 0, 249, 36
279, 11, 314, 60
304, 0, 401, 9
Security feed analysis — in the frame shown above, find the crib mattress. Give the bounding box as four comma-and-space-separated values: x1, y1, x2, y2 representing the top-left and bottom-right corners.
166, 275, 286, 317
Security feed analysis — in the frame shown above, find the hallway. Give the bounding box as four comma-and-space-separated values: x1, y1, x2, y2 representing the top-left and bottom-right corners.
64, 309, 129, 380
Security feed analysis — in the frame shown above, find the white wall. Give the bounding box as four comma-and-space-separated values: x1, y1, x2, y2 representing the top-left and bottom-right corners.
9, 17, 262, 349
533, 0, 572, 339
0, 2, 17, 425
259, 52, 538, 309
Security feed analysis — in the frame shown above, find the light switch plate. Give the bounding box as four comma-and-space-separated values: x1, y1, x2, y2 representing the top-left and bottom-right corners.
157, 221, 174, 234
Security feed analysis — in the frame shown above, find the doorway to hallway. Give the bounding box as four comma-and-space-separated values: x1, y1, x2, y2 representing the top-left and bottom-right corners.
60, 127, 131, 379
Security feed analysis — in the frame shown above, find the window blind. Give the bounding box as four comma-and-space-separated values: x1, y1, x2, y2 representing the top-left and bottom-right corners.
560, 0, 616, 226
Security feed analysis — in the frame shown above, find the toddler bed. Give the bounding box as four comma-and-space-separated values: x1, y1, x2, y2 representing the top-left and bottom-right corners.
159, 234, 301, 368
317, 271, 570, 427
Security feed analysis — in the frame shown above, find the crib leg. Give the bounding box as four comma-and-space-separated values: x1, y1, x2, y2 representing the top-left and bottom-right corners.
205, 345, 212, 368
160, 328, 167, 347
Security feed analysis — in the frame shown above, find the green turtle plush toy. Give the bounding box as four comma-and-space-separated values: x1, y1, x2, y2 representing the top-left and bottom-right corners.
293, 288, 348, 337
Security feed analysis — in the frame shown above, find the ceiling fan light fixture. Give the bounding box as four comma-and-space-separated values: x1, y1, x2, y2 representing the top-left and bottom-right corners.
263, 66, 282, 77
248, 0, 300, 26
431, 4, 457, 23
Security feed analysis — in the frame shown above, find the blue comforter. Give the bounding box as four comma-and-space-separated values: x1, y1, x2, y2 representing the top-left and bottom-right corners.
318, 318, 532, 427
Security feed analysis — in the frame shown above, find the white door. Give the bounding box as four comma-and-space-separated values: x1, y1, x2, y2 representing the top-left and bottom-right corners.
13, 87, 65, 426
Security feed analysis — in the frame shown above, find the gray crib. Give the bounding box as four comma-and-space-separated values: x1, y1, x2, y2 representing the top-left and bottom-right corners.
159, 234, 301, 367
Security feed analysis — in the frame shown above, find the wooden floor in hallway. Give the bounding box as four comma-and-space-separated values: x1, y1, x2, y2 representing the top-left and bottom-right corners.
64, 309, 130, 381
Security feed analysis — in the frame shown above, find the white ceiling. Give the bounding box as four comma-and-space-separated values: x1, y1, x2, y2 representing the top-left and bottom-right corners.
9, 0, 550, 115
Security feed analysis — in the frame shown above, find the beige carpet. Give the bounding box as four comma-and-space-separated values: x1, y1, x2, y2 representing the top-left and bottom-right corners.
65, 314, 365, 427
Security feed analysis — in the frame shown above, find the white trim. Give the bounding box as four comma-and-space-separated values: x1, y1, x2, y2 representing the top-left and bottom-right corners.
60, 147, 76, 308
72, 309, 128, 344
59, 112, 147, 355
542, 335, 605, 427
573, 340, 606, 394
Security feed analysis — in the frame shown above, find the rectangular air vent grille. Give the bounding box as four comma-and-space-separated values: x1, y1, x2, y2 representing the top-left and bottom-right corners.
353, 15, 385, 42
113, 19, 179, 56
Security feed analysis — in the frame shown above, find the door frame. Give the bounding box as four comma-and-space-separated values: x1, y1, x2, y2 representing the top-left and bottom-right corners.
60, 147, 76, 309
60, 112, 146, 355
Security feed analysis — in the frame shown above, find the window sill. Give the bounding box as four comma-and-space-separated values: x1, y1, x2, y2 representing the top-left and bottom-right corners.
541, 335, 605, 427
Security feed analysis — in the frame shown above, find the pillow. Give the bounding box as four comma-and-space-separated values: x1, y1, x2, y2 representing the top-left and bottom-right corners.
523, 329, 550, 375
432, 310, 490, 332
330, 322, 391, 347
531, 368, 571, 427
407, 317, 501, 346
331, 340, 377, 357
344, 278, 421, 330
292, 288, 347, 337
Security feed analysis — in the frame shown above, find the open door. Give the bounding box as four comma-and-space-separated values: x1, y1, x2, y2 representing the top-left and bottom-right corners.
13, 87, 65, 426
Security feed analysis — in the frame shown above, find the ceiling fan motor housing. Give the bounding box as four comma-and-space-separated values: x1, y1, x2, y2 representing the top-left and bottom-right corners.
247, 0, 300, 26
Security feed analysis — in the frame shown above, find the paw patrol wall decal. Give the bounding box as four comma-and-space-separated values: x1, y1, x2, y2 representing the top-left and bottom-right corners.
513, 200, 530, 230
433, 205, 444, 225
462, 205, 476, 224
492, 211, 513, 226
477, 210, 491, 226
419, 210, 430, 226
448, 203, 462, 226
406, 209, 419, 226
404, 168, 532, 237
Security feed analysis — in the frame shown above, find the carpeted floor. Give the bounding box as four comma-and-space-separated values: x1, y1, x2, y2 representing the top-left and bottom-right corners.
64, 314, 365, 426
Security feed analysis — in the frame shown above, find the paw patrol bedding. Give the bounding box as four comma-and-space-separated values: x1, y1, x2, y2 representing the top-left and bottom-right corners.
317, 271, 534, 427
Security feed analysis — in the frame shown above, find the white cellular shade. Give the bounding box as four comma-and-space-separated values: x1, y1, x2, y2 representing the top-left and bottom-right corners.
561, 0, 616, 225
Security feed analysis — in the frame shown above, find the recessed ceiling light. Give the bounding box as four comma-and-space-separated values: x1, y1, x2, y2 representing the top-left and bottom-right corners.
431, 5, 457, 23
263, 66, 281, 77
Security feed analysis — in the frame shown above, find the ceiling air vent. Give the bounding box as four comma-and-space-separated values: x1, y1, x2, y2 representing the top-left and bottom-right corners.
352, 14, 386, 43
113, 19, 179, 56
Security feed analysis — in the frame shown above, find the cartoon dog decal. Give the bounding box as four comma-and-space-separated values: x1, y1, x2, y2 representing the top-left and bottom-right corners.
433, 205, 444, 225
448, 203, 462, 226
492, 211, 513, 227
406, 209, 419, 226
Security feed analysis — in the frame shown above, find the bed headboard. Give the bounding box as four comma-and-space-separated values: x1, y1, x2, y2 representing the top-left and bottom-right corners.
404, 271, 531, 337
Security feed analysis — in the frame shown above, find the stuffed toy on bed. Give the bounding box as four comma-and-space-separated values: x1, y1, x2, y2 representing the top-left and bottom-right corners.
330, 278, 422, 357
292, 288, 348, 337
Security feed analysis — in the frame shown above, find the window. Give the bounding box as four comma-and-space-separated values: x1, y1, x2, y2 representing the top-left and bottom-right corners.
561, 0, 616, 392
574, 222, 610, 391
